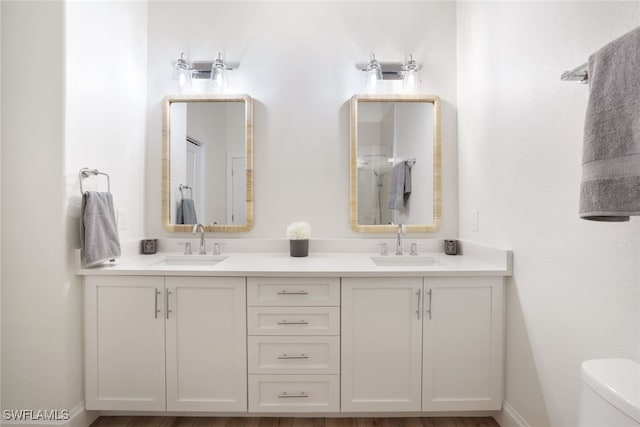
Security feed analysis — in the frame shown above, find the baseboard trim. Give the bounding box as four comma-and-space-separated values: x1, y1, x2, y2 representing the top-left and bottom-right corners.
2, 402, 99, 427
69, 402, 100, 427
494, 402, 530, 427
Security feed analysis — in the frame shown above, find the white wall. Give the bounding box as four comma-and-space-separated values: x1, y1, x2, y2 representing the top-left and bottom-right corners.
1, 0, 147, 423
0, 0, 3, 412
66, 0, 148, 243
1, 0, 70, 414
145, 1, 458, 239
457, 2, 640, 426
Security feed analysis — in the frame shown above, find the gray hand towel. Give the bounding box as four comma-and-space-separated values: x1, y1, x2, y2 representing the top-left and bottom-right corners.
579, 26, 640, 221
177, 198, 198, 224
388, 161, 412, 210
81, 191, 121, 267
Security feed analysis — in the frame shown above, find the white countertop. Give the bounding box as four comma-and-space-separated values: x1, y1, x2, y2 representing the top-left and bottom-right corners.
76, 247, 512, 277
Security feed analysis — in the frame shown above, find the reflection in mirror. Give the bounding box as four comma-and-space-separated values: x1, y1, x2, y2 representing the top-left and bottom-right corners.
350, 94, 441, 233
162, 94, 253, 232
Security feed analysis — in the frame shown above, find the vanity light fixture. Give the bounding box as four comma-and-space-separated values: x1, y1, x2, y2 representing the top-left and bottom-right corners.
358, 53, 422, 90
173, 51, 239, 93
402, 54, 421, 91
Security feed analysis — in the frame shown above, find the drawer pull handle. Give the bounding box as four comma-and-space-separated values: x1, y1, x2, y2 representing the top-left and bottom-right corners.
278, 353, 309, 359
277, 290, 309, 295
277, 320, 309, 325
278, 392, 308, 398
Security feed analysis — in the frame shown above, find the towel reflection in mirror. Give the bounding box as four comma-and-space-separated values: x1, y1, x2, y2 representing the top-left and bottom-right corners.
176, 184, 197, 224
388, 160, 413, 210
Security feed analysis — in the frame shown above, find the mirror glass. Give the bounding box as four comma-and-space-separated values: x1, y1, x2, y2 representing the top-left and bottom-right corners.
350, 94, 441, 233
162, 95, 253, 232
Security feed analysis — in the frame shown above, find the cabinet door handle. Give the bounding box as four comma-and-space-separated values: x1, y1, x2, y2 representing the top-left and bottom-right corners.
154, 289, 161, 319
278, 353, 309, 359
427, 289, 433, 320
277, 290, 309, 295
277, 320, 309, 325
416, 288, 421, 320
278, 392, 308, 398
165, 289, 172, 319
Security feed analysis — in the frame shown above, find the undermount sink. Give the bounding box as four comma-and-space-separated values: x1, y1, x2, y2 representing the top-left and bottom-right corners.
152, 255, 228, 267
370, 255, 439, 267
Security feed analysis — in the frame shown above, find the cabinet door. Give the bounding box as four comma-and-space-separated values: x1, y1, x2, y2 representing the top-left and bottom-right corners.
84, 276, 166, 411
422, 277, 504, 411
165, 277, 247, 411
341, 277, 423, 412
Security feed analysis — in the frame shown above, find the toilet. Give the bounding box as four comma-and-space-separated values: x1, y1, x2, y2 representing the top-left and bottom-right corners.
578, 358, 640, 427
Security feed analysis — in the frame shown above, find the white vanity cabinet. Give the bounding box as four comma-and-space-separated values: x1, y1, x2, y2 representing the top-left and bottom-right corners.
165, 277, 247, 411
422, 277, 504, 411
84, 276, 166, 411
247, 277, 341, 412
82, 266, 506, 415
341, 277, 424, 412
341, 276, 504, 413
84, 275, 247, 412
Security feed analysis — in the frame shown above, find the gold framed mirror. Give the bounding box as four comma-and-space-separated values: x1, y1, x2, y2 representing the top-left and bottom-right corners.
162, 94, 254, 232
350, 94, 441, 233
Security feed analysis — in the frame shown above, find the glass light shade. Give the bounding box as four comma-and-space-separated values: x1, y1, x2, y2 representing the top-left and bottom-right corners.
365, 69, 381, 90
173, 53, 192, 93
402, 69, 420, 91
364, 58, 382, 91
176, 68, 193, 93
211, 66, 227, 92
402, 54, 421, 92
210, 55, 228, 93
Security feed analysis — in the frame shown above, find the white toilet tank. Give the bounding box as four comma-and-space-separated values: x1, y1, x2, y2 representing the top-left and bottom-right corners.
578, 358, 640, 427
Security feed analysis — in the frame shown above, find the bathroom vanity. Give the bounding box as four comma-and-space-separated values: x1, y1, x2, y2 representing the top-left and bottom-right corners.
78, 244, 511, 415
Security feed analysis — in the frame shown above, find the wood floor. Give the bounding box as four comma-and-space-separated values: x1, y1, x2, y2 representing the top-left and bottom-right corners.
90, 417, 500, 427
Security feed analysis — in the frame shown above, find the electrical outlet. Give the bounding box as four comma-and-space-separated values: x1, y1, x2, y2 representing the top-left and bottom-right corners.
471, 210, 480, 232
117, 209, 128, 230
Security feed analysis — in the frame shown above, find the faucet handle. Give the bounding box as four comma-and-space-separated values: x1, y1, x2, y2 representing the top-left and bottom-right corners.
178, 242, 192, 255
375, 242, 388, 256
410, 242, 418, 256
212, 242, 222, 255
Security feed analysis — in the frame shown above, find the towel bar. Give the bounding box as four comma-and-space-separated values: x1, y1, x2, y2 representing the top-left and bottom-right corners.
561, 62, 589, 83
179, 184, 193, 199
79, 168, 111, 195
388, 157, 417, 167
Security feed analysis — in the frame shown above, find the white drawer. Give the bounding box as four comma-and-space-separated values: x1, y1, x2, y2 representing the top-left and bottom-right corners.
248, 336, 340, 374
248, 374, 339, 412
247, 277, 340, 306
247, 307, 340, 336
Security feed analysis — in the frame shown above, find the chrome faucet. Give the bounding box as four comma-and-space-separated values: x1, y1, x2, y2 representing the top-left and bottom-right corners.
191, 223, 206, 255
396, 223, 405, 255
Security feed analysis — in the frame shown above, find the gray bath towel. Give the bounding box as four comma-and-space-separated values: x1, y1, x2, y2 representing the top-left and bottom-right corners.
579, 26, 640, 221
177, 198, 198, 224
81, 191, 121, 267
388, 161, 412, 210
